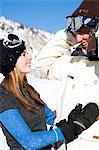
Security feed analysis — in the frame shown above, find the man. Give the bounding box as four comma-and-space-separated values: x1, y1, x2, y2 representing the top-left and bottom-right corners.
34, 25, 99, 150
58, 28, 99, 150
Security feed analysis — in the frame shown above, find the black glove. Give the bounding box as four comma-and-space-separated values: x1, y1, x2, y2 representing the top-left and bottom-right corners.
68, 102, 99, 129
56, 102, 99, 144
56, 119, 83, 144
68, 103, 82, 123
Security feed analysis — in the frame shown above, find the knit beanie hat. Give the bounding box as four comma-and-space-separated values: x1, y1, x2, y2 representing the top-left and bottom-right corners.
0, 34, 26, 76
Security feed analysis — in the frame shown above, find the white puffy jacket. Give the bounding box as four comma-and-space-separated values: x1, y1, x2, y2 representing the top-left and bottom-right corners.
34, 28, 99, 150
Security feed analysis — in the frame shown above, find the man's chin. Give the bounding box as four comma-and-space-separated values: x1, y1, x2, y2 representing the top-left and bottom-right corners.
82, 46, 88, 50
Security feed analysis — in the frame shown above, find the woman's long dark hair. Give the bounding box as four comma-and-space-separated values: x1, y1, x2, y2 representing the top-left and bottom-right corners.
2, 67, 44, 113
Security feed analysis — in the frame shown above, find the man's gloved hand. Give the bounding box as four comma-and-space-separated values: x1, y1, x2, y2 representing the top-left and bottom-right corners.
56, 102, 99, 144
68, 102, 99, 129
68, 103, 82, 123
53, 140, 64, 150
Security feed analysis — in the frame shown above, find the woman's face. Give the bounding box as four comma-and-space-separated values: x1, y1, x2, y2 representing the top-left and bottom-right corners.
16, 50, 32, 74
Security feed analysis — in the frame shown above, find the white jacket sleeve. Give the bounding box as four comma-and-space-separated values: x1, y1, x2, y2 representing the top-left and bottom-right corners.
34, 29, 79, 80
34, 29, 71, 70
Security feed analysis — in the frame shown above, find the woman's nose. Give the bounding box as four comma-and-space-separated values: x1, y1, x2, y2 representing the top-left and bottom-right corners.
29, 54, 32, 61
27, 52, 32, 60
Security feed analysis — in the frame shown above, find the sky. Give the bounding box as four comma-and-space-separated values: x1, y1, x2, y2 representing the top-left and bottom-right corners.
0, 0, 83, 33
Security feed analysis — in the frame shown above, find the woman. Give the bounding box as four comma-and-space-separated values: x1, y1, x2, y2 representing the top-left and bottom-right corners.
0, 34, 98, 150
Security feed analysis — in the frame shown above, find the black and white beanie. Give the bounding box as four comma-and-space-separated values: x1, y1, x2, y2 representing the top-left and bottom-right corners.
0, 34, 26, 76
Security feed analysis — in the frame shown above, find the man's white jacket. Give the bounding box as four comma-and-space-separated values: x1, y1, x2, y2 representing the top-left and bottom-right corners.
34, 29, 99, 150
57, 57, 99, 150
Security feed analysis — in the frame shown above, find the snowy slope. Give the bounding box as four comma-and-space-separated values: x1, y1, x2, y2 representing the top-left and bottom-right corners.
0, 16, 54, 59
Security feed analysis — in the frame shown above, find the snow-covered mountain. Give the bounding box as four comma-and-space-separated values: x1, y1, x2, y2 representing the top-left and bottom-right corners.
0, 16, 54, 58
